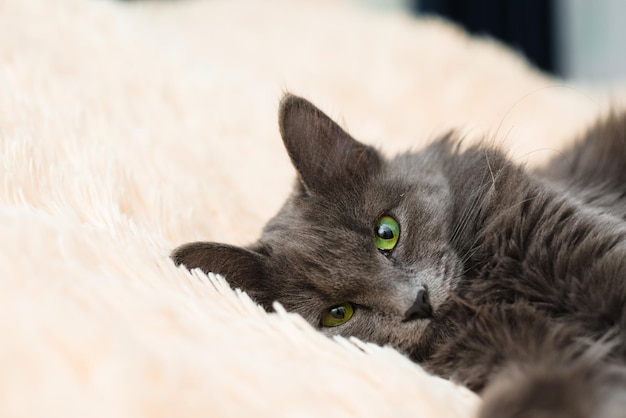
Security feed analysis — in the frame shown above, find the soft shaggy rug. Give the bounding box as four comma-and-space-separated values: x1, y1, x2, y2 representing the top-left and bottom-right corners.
2, 0, 625, 417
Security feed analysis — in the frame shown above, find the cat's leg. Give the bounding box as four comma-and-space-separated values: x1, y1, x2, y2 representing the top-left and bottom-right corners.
424, 302, 626, 418
479, 354, 626, 418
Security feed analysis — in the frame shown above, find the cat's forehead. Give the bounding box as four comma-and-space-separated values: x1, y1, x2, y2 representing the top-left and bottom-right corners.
261, 198, 373, 256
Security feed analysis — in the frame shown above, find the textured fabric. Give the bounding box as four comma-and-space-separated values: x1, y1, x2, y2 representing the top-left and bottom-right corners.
1, 0, 624, 417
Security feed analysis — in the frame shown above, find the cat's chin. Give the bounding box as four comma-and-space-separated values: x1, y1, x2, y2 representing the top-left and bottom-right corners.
406, 305, 457, 363
391, 317, 440, 358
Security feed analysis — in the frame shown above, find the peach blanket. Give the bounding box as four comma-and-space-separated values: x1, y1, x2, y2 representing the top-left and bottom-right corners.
1, 0, 624, 416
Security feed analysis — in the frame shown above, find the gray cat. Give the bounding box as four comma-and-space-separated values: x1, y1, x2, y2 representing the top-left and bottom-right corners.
173, 94, 626, 418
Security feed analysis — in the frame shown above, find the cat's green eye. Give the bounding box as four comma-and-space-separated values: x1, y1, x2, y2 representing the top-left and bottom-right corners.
374, 215, 400, 253
320, 303, 354, 327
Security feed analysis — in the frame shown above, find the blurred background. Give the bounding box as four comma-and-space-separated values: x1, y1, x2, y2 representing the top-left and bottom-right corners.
119, 0, 626, 83
359, 0, 626, 83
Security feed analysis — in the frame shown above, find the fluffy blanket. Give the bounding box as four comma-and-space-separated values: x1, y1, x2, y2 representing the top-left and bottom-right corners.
2, 0, 625, 416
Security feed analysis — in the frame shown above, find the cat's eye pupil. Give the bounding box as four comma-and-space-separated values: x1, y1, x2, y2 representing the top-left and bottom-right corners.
376, 224, 394, 240
329, 306, 345, 319
321, 303, 354, 327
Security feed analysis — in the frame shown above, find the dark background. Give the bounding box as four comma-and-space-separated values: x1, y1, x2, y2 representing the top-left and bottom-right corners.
413, 0, 555, 75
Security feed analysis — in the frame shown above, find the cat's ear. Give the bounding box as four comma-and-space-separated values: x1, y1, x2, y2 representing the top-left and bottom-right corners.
171, 242, 270, 303
279, 94, 381, 194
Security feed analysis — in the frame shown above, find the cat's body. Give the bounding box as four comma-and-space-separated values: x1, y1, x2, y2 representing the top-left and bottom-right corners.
173, 95, 626, 417
537, 113, 626, 220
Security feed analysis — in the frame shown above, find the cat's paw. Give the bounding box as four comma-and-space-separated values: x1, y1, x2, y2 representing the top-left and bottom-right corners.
478, 360, 626, 418
479, 365, 590, 418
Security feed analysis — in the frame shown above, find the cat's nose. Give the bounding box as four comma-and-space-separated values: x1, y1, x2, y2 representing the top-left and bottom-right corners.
403, 288, 433, 321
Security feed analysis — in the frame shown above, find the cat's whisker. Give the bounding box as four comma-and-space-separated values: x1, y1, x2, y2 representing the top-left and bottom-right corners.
492, 84, 601, 145
484, 150, 496, 189
514, 147, 570, 167
449, 179, 492, 246
502, 195, 539, 216
455, 249, 480, 278
449, 178, 489, 243
579, 329, 622, 364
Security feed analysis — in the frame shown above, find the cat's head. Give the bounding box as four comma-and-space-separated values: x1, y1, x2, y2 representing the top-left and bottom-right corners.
172, 94, 464, 356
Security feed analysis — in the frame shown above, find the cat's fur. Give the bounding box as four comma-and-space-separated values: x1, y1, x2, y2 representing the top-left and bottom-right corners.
173, 94, 626, 417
